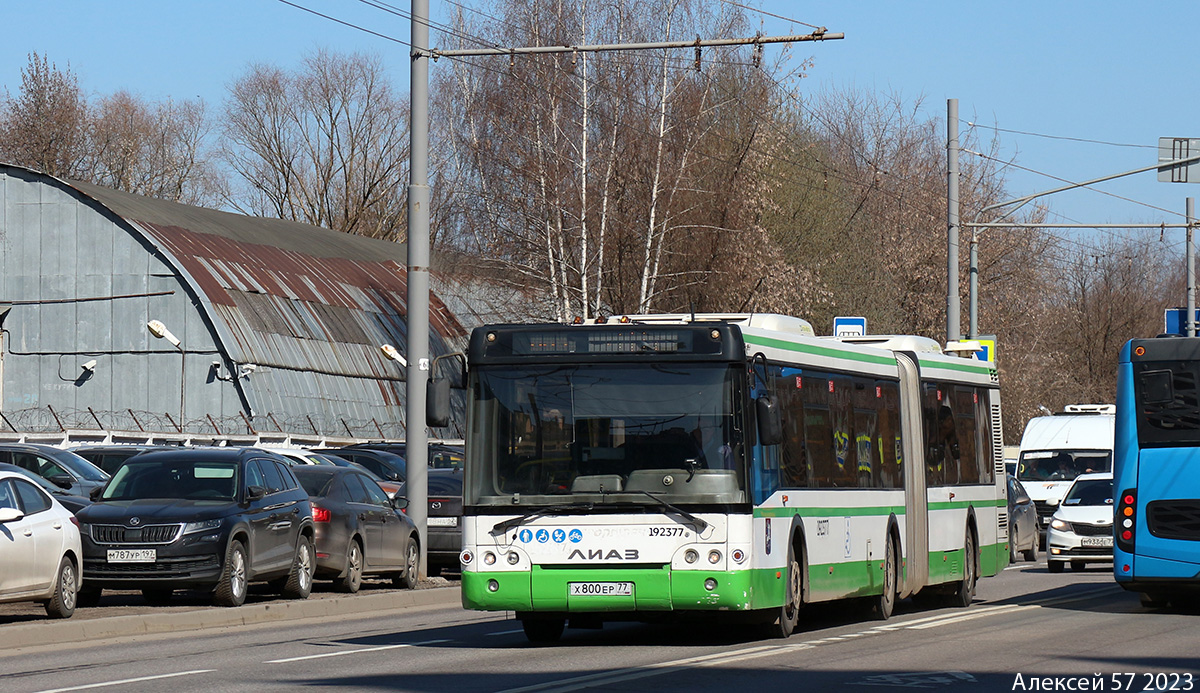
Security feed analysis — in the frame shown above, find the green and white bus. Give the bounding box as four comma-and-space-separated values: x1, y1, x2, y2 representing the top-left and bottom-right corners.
448, 313, 1007, 642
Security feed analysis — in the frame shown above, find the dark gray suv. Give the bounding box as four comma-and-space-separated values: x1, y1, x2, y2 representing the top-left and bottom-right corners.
76, 448, 315, 607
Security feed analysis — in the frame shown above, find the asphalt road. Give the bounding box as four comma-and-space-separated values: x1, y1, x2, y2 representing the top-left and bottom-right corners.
2, 559, 1198, 693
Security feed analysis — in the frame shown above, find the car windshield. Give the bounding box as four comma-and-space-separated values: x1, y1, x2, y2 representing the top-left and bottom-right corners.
466, 362, 747, 507
47, 449, 110, 481
1017, 450, 1111, 482
102, 459, 239, 501
1062, 478, 1114, 506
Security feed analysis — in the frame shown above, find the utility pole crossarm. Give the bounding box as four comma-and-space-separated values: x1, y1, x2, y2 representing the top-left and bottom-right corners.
978, 154, 1200, 215
428, 30, 843, 59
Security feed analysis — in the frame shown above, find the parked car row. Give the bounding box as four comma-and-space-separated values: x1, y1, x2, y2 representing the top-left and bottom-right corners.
0, 440, 459, 619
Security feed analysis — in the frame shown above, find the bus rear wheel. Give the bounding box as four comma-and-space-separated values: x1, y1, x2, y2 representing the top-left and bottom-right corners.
522, 616, 565, 644
873, 535, 898, 620
948, 529, 977, 608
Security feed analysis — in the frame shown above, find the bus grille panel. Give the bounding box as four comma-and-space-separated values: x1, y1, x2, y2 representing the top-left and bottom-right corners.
1146, 500, 1200, 541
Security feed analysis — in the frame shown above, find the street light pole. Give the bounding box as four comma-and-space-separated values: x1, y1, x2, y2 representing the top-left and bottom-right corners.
407, 0, 431, 578
947, 99, 961, 343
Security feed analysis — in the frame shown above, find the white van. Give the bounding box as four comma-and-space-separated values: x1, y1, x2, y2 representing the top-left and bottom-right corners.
1015, 404, 1115, 542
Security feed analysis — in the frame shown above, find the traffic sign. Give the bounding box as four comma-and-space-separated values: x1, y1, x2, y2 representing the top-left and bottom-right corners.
973, 335, 997, 363
833, 316, 867, 337
1164, 307, 1200, 335
1158, 138, 1200, 183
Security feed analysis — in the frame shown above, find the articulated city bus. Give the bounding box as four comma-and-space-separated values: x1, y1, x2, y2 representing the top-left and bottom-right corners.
447, 314, 1006, 642
1114, 337, 1200, 606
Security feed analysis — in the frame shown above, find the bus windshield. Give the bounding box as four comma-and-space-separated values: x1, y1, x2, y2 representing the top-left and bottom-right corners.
466, 363, 747, 507
1017, 450, 1111, 482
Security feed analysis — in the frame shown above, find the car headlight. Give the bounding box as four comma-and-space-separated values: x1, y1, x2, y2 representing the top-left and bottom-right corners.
1050, 519, 1069, 531
184, 519, 222, 535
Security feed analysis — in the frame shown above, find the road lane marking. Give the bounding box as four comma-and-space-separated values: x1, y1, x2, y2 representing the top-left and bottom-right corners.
495, 586, 1124, 693
906, 604, 1036, 629
495, 645, 800, 693
265, 638, 450, 664
34, 670, 215, 693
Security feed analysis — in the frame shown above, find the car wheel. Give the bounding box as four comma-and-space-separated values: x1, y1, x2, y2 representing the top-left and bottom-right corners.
948, 529, 977, 608
1022, 536, 1038, 563
214, 540, 249, 607
141, 588, 173, 605
281, 535, 315, 599
396, 538, 419, 590
873, 534, 898, 621
44, 556, 78, 619
522, 616, 565, 644
1009, 535, 1019, 564
1048, 560, 1064, 574
336, 539, 364, 594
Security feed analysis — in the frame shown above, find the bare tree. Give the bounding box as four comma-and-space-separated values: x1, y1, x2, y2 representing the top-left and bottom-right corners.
0, 52, 89, 180
222, 49, 410, 240
88, 91, 220, 206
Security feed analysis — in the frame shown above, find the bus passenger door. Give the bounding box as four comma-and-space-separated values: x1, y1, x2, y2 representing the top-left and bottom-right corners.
895, 352, 929, 595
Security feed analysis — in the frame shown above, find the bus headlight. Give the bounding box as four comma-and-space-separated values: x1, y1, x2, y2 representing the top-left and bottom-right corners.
507, 551, 520, 565
484, 552, 496, 565
708, 550, 722, 564
684, 549, 699, 564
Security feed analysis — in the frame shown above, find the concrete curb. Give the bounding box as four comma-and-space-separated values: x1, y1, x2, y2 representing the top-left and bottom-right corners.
3, 586, 462, 651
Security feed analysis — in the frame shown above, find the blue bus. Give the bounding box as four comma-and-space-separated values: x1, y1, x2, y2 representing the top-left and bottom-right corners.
1114, 337, 1200, 607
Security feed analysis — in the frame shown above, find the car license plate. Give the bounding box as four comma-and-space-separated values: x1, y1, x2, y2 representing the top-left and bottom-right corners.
427, 517, 458, 527
569, 582, 633, 597
107, 548, 156, 563
1081, 536, 1112, 548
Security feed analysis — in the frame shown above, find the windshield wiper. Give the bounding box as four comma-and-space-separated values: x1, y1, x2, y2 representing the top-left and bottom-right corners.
491, 502, 594, 534
619, 490, 709, 533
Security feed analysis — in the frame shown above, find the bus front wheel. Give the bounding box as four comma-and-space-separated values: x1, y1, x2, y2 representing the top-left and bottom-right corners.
769, 547, 802, 638
522, 616, 565, 644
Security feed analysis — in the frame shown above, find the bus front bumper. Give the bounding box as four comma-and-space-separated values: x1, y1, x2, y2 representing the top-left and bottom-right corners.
462, 565, 762, 612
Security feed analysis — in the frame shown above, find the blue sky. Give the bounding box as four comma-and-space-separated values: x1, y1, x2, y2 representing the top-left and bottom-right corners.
2, 1, 1197, 250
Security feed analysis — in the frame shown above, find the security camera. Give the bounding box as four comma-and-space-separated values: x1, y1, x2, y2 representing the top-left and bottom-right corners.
81, 359, 97, 372
212, 360, 222, 369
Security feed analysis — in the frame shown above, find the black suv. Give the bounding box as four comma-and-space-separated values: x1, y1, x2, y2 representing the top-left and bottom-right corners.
72, 445, 178, 475
76, 448, 315, 607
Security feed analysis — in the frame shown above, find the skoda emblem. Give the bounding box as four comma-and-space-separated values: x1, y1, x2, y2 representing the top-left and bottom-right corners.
129, 517, 142, 527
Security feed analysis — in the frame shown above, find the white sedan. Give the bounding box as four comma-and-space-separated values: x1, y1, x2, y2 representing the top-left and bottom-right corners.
1046, 472, 1114, 573
0, 469, 83, 617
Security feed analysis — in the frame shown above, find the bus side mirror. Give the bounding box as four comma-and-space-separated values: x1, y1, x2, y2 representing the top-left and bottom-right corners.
427, 376, 451, 428
756, 395, 783, 446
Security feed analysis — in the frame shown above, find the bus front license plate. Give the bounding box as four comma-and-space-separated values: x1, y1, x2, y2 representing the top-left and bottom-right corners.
1081, 537, 1112, 548
569, 582, 633, 597
107, 549, 156, 563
